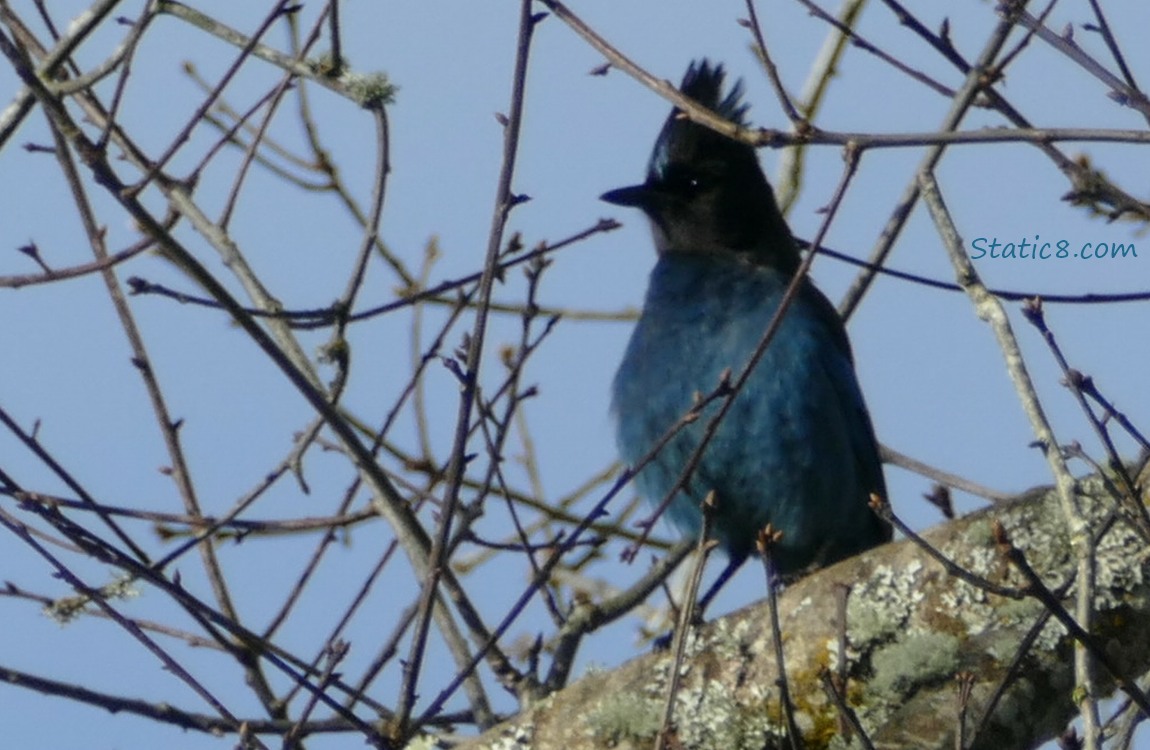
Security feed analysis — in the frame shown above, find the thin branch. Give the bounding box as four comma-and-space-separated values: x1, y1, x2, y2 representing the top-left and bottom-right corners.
994, 521, 1150, 718
919, 168, 1099, 746
742, 0, 803, 123
655, 498, 717, 750
839, 3, 1043, 320
397, 1, 542, 737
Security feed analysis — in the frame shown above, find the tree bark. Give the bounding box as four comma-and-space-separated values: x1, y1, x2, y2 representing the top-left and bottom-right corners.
461, 474, 1150, 749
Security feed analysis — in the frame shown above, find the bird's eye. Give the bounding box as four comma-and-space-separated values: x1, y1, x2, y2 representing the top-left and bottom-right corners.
662, 164, 706, 196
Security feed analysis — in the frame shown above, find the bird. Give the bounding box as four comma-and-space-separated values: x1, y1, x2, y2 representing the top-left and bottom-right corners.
603, 59, 890, 601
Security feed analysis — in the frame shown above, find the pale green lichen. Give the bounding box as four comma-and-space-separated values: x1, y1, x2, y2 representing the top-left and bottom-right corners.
989, 596, 1059, 657
344, 71, 396, 107
585, 690, 663, 745
44, 573, 139, 624
307, 52, 398, 107
1094, 519, 1147, 605
705, 613, 755, 664
958, 514, 996, 548
846, 559, 925, 645
869, 631, 961, 699
935, 576, 996, 637
485, 722, 535, 750
585, 617, 786, 749
1030, 614, 1072, 653
402, 733, 443, 750
670, 676, 776, 748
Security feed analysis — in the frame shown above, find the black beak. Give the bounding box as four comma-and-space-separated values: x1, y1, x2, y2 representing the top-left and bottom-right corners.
600, 183, 652, 208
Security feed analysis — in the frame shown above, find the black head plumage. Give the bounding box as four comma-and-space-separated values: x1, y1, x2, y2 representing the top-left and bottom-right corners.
601, 58, 798, 268
647, 60, 754, 184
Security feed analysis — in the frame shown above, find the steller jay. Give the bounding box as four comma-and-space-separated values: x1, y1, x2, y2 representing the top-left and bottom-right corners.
603, 60, 890, 598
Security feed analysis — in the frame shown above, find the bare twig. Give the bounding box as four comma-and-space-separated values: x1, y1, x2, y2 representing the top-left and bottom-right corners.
759, 525, 803, 750
655, 494, 718, 750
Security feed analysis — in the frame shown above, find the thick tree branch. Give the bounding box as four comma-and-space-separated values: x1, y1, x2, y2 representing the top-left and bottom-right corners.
461, 474, 1150, 749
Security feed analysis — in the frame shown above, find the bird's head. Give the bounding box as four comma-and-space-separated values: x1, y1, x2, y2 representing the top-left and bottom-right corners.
601, 59, 797, 271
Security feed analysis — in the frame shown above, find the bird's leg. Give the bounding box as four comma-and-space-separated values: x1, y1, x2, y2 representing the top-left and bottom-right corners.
692, 554, 745, 625
652, 551, 738, 651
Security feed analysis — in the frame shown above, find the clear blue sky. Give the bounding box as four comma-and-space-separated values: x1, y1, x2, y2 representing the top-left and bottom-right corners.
2, 1, 1147, 747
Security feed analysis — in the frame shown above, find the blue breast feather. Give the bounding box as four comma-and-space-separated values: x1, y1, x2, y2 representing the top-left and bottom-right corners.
612, 253, 885, 572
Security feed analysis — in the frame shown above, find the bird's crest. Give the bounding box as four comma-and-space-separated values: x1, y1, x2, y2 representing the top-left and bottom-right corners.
680, 60, 749, 125
648, 59, 752, 180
